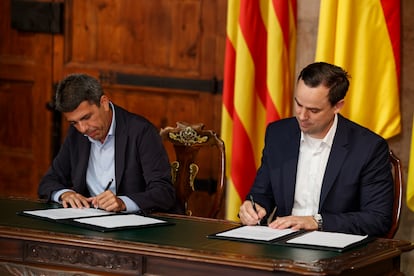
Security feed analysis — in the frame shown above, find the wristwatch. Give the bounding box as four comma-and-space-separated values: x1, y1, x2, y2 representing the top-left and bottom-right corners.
313, 214, 323, 230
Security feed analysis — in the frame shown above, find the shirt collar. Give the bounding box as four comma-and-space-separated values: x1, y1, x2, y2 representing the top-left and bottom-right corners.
107, 102, 116, 137
87, 102, 116, 144
300, 114, 338, 148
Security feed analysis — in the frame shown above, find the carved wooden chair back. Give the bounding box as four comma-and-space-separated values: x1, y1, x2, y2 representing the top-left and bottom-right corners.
160, 122, 225, 218
385, 150, 402, 238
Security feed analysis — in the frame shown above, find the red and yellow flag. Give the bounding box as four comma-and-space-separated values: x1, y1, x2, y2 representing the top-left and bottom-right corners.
315, 0, 401, 139
221, 0, 297, 220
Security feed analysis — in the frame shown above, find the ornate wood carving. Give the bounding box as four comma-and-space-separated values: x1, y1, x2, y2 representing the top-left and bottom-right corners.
24, 242, 143, 274
168, 124, 209, 146
0, 261, 92, 276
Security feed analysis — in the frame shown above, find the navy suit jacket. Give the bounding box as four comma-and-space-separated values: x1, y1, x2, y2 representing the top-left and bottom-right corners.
249, 114, 393, 236
38, 104, 176, 213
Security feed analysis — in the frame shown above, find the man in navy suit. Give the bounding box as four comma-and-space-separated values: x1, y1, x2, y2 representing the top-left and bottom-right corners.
38, 74, 176, 214
238, 62, 393, 237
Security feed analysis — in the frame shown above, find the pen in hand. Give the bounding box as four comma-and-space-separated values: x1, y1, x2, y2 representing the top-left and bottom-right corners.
104, 178, 114, 191
93, 178, 114, 209
249, 195, 260, 225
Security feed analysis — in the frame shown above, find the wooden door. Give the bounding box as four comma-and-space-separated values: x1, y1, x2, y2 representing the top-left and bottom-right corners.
56, 0, 225, 127
0, 0, 226, 204
55, 0, 226, 186
0, 1, 55, 198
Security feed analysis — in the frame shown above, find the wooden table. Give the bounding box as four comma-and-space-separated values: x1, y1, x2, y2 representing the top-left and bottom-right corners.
0, 197, 412, 275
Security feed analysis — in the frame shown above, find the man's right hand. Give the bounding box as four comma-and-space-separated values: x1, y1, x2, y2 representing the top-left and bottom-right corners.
60, 191, 91, 208
238, 200, 266, 225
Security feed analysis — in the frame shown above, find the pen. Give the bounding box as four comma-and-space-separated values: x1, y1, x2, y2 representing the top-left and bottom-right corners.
250, 195, 260, 225
267, 206, 278, 225
93, 178, 114, 209
104, 178, 114, 191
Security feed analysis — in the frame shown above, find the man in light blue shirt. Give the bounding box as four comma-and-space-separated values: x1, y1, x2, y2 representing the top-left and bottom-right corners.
39, 74, 177, 214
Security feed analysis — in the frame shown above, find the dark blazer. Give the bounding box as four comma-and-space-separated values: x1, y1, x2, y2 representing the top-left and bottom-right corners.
249, 114, 393, 236
38, 104, 176, 213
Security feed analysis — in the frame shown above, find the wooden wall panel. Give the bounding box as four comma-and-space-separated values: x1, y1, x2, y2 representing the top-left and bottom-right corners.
0, 81, 34, 195
0, 0, 54, 198
64, 0, 222, 77
58, 0, 225, 127
0, 81, 33, 149
105, 87, 200, 129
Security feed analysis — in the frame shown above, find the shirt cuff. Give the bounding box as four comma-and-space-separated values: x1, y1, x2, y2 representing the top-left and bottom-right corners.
118, 196, 139, 213
52, 189, 73, 203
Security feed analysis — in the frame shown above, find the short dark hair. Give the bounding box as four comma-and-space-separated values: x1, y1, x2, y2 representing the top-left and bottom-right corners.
297, 62, 350, 106
54, 73, 104, 112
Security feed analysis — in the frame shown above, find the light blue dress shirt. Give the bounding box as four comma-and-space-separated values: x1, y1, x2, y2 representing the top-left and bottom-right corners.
53, 102, 139, 212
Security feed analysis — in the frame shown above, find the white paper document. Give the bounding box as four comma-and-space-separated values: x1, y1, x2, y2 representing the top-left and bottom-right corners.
74, 214, 167, 229
216, 226, 298, 241
286, 231, 368, 248
24, 208, 113, 220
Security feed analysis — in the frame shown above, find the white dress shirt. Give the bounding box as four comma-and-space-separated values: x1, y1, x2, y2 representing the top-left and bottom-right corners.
291, 114, 338, 216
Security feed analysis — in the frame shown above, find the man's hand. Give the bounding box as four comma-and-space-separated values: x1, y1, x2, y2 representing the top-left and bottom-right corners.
60, 191, 90, 209
268, 215, 318, 231
90, 191, 126, 212
238, 200, 266, 225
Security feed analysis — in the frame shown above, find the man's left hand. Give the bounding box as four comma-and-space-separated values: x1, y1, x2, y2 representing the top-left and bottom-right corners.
268, 215, 318, 231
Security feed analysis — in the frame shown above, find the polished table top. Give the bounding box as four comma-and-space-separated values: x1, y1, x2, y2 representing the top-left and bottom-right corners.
0, 197, 412, 275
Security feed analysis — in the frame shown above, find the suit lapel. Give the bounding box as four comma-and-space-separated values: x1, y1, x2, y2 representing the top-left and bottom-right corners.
282, 125, 301, 212
319, 115, 349, 208
74, 132, 91, 193
114, 106, 127, 192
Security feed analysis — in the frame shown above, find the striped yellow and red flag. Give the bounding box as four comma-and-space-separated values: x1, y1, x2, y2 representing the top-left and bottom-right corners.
315, 0, 401, 139
221, 0, 297, 220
